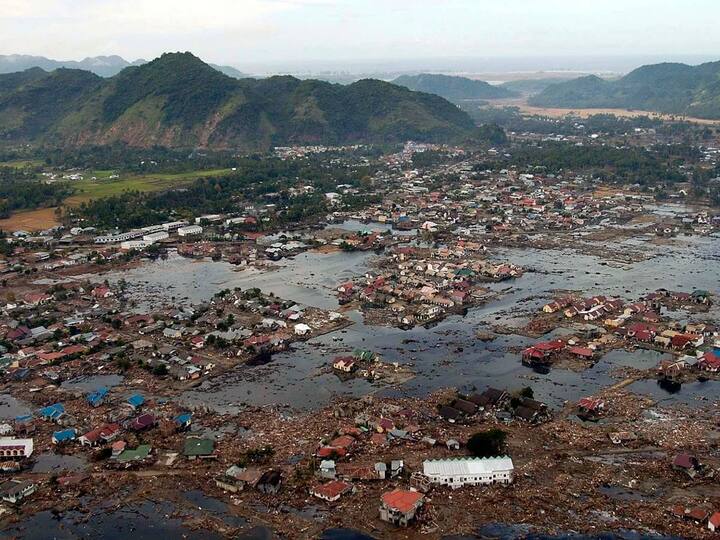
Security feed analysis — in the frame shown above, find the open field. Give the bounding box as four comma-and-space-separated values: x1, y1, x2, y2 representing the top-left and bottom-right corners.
0, 159, 44, 168
0, 167, 233, 230
65, 168, 233, 205
0, 207, 60, 232
487, 98, 720, 125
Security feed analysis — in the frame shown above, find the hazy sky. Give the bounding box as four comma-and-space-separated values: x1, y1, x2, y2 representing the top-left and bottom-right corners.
2, 0, 719, 69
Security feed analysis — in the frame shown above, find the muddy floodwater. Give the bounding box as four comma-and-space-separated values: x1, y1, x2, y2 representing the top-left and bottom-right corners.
103, 230, 720, 413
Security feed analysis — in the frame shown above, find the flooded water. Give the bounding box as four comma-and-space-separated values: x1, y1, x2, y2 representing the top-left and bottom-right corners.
61, 374, 124, 392
109, 232, 720, 412
182, 490, 247, 528
470, 523, 682, 539
31, 452, 88, 474
1, 500, 223, 540
0, 393, 32, 420
107, 249, 375, 311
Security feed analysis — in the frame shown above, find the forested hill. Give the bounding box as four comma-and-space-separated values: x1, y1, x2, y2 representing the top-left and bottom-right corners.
0, 53, 246, 78
0, 52, 487, 150
393, 73, 516, 101
529, 60, 720, 119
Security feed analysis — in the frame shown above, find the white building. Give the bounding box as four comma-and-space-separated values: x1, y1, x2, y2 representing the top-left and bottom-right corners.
121, 240, 150, 250
94, 231, 143, 244
422, 456, 514, 488
0, 437, 34, 459
162, 220, 188, 231
294, 323, 311, 336
196, 214, 223, 224
143, 231, 169, 244
178, 225, 203, 237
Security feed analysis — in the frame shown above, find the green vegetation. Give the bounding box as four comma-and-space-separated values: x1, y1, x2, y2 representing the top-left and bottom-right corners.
489, 141, 687, 187
530, 60, 720, 119
0, 165, 72, 217
76, 154, 375, 229
498, 78, 572, 95
393, 73, 516, 102
67, 168, 234, 204
0, 53, 492, 150
467, 429, 507, 458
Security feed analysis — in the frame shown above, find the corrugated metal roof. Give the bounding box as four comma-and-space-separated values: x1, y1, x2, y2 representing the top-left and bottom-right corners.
423, 456, 514, 476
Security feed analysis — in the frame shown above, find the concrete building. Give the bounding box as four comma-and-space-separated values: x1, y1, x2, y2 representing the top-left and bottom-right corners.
178, 225, 203, 237
162, 220, 188, 231
379, 489, 424, 527
121, 240, 150, 250
422, 456, 514, 488
0, 479, 36, 504
143, 231, 169, 244
94, 231, 143, 244
0, 438, 34, 459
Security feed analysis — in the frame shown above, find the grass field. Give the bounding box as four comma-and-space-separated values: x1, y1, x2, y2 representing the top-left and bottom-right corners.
0, 159, 44, 168
0, 167, 233, 231
65, 168, 233, 205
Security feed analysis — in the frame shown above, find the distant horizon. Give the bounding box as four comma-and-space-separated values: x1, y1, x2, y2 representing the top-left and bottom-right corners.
1, 51, 719, 79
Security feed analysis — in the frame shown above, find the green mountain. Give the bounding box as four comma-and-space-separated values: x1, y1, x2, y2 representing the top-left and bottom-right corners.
499, 78, 572, 95
529, 61, 720, 118
0, 52, 483, 150
393, 73, 516, 101
0, 53, 247, 78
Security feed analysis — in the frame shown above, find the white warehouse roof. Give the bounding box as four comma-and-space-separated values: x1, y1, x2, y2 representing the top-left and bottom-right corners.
423, 456, 513, 477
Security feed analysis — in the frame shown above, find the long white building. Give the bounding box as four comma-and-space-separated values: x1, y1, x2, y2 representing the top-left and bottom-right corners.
422, 456, 514, 488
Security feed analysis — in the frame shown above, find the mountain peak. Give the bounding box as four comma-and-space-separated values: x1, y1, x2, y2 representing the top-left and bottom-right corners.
393, 73, 516, 101
529, 59, 720, 118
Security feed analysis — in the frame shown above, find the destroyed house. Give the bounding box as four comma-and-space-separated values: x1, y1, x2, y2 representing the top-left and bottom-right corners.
38, 403, 65, 422
513, 397, 549, 423
126, 394, 145, 409
336, 463, 379, 481
257, 470, 282, 494
79, 423, 121, 446
215, 465, 247, 493
311, 480, 352, 502
86, 387, 109, 407
0, 479, 36, 504
183, 437, 216, 460
438, 405, 463, 422
115, 444, 151, 465
672, 453, 700, 477
128, 413, 156, 432
379, 489, 424, 527
52, 429, 76, 444
452, 398, 477, 415
468, 388, 508, 408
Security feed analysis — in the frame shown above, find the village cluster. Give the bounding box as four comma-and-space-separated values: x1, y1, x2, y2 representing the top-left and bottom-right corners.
517, 289, 720, 386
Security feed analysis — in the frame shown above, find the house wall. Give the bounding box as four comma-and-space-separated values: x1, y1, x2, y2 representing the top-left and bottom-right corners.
426, 468, 513, 488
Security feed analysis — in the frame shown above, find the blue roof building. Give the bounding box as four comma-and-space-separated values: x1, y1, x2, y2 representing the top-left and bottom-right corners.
39, 403, 65, 422
52, 428, 77, 444
175, 412, 192, 429
127, 394, 145, 409
87, 387, 109, 408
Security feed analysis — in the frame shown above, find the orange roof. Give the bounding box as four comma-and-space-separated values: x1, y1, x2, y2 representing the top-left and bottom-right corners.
381, 489, 423, 513
710, 511, 720, 527
312, 480, 351, 499
330, 435, 355, 448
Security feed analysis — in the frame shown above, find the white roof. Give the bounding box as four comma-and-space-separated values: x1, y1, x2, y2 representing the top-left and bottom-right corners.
423, 456, 513, 477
